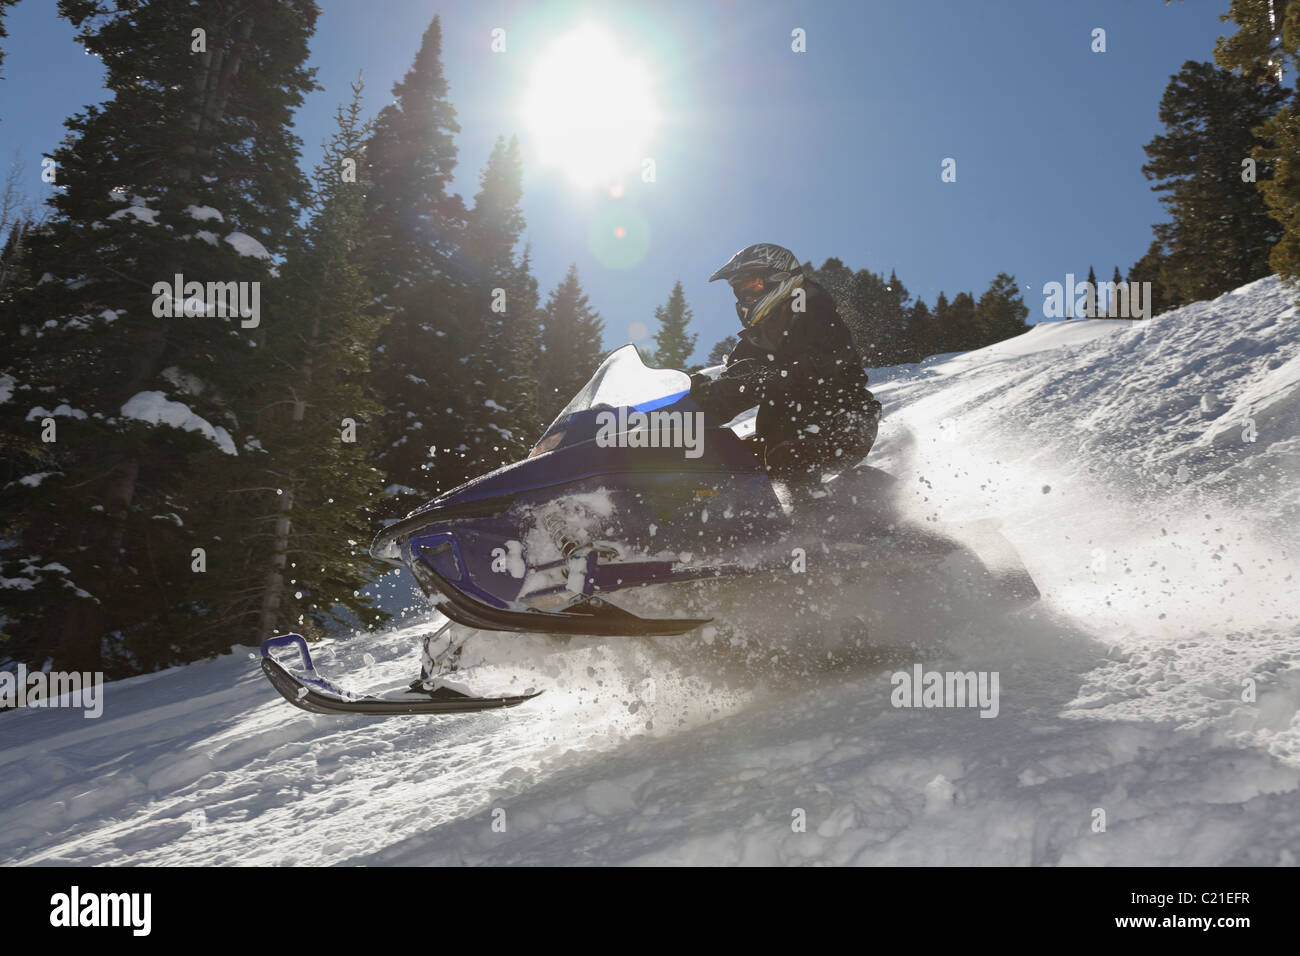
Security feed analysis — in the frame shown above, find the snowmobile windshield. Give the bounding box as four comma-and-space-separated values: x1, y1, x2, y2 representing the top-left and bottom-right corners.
541, 345, 691, 438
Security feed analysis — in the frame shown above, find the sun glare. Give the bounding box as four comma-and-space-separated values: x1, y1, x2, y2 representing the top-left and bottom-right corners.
521, 24, 660, 188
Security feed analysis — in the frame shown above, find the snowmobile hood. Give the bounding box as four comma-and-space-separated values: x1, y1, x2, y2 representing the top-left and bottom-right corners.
369, 456, 552, 562
370, 345, 747, 563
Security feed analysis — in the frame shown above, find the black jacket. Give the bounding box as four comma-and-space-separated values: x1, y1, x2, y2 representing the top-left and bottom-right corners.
690, 278, 880, 477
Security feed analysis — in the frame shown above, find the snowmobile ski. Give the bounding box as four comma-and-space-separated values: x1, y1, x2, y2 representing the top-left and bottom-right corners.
259, 634, 541, 715
415, 559, 712, 636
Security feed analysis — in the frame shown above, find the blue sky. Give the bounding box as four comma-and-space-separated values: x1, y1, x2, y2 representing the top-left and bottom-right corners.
0, 0, 1234, 361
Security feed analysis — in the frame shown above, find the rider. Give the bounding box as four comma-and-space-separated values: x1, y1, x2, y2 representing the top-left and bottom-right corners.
689, 243, 881, 486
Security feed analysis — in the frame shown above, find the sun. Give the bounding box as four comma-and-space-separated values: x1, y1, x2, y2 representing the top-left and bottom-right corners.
521, 23, 660, 188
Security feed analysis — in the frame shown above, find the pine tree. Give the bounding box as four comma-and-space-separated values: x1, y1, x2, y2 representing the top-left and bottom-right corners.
0, 0, 19, 77
0, 217, 30, 293
847, 268, 890, 365
1140, 60, 1286, 304
1107, 266, 1125, 317
537, 265, 604, 420
1128, 239, 1172, 318
880, 269, 911, 364
506, 246, 546, 444
1214, 2, 1300, 282
460, 136, 542, 467
809, 257, 865, 356
940, 291, 978, 351
0, 0, 317, 674
974, 273, 1030, 342
1084, 265, 1098, 317
1214, 0, 1293, 87
809, 257, 886, 361
706, 335, 737, 366
932, 291, 953, 353
184, 76, 389, 648
364, 16, 471, 501
907, 299, 935, 360
650, 280, 696, 368
364, 15, 464, 294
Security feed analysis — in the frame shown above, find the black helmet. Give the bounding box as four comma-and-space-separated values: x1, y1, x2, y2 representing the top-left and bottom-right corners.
708, 243, 805, 328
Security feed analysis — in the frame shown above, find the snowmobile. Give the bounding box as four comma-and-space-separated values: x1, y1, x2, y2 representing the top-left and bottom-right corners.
260, 344, 1039, 715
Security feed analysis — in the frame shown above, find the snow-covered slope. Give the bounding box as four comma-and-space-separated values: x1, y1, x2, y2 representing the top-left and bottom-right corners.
3, 277, 1298, 866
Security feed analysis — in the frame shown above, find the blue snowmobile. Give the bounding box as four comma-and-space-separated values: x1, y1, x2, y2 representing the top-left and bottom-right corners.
260, 345, 1038, 714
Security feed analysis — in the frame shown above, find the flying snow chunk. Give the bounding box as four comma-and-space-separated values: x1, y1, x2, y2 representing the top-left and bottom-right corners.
185, 205, 225, 222
224, 232, 272, 261
923, 775, 956, 815
120, 391, 237, 456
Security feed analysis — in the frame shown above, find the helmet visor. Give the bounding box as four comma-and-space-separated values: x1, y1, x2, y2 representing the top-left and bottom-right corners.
732, 275, 766, 306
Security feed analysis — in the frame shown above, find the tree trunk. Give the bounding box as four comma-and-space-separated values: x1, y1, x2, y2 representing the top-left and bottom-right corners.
256, 316, 318, 636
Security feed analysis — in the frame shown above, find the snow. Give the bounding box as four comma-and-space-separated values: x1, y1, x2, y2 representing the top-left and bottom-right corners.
25, 404, 87, 421
0, 374, 13, 403
184, 205, 224, 222
160, 367, 205, 397
1, 276, 1297, 866
105, 202, 160, 226
223, 231, 272, 261
382, 484, 421, 497
119, 392, 237, 456
0, 560, 93, 601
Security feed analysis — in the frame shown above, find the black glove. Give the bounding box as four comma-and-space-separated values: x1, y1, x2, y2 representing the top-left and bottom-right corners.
692, 359, 771, 421
689, 371, 713, 394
